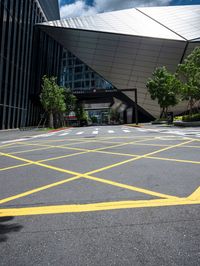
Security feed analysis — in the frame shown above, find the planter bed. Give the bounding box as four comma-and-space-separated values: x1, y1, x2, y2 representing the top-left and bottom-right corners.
174, 121, 200, 127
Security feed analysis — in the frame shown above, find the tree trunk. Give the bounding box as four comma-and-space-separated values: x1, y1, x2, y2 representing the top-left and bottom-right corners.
49, 111, 54, 128
160, 107, 165, 119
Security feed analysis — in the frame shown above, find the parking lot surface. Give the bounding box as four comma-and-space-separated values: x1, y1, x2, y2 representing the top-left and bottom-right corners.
0, 125, 200, 265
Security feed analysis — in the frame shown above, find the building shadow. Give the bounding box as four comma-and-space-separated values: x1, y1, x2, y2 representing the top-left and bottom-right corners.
0, 216, 23, 242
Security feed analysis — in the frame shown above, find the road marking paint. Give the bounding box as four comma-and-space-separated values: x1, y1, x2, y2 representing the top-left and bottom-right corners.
0, 138, 152, 171
1, 138, 28, 144
147, 156, 200, 165
1, 197, 200, 217
76, 132, 84, 135
82, 175, 177, 199
92, 131, 98, 135
1, 138, 192, 204
87, 139, 194, 175
108, 130, 114, 133
123, 130, 131, 133
0, 162, 32, 171
187, 186, 200, 200
0, 176, 81, 204
0, 143, 17, 149
59, 132, 71, 136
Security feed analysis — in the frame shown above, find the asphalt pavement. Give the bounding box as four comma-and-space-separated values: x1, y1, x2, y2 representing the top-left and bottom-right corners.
0, 124, 200, 265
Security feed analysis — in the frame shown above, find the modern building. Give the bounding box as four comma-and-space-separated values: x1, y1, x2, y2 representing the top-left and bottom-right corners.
0, 3, 200, 128
39, 5, 200, 123
0, 0, 61, 129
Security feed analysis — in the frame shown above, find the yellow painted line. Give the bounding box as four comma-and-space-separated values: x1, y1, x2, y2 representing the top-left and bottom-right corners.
0, 137, 154, 172
0, 151, 83, 176
187, 186, 200, 200
147, 156, 200, 165
0, 176, 81, 204
9, 146, 55, 155
0, 150, 90, 171
1, 198, 200, 217
88, 139, 194, 175
82, 175, 177, 199
0, 162, 32, 171
18, 136, 154, 152
0, 138, 193, 204
0, 154, 176, 203
0, 143, 18, 149
180, 145, 200, 149
0, 148, 178, 204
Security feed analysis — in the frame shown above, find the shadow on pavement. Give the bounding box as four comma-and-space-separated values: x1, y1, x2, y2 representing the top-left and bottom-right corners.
0, 216, 23, 242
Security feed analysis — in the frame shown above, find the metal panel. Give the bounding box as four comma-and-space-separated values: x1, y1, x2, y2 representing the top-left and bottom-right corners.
38, 0, 60, 21
138, 5, 200, 41
41, 7, 184, 41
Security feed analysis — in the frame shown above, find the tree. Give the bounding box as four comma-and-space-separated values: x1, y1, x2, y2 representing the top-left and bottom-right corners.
64, 87, 77, 116
75, 102, 87, 125
177, 47, 200, 114
146, 67, 181, 118
40, 76, 66, 128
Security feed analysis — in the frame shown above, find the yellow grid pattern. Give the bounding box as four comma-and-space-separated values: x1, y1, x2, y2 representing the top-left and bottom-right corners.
0, 135, 200, 216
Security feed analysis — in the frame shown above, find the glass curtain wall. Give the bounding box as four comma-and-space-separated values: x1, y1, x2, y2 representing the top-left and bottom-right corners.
0, 0, 61, 129
60, 50, 114, 93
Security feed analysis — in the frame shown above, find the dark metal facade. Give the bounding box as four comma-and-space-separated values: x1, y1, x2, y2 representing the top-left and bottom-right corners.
38, 0, 60, 21
0, 0, 61, 129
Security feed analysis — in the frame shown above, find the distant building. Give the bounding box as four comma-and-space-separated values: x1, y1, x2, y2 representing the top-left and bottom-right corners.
0, 0, 61, 129
39, 5, 200, 123
0, 3, 200, 128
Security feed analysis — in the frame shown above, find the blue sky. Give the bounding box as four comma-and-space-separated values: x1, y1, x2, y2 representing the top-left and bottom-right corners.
59, 0, 200, 18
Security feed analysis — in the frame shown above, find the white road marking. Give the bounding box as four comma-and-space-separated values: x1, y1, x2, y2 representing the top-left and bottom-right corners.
59, 131, 71, 136
76, 131, 84, 135
123, 130, 131, 133
1, 138, 28, 144
32, 133, 56, 138
108, 130, 114, 134
92, 131, 98, 135
137, 128, 146, 132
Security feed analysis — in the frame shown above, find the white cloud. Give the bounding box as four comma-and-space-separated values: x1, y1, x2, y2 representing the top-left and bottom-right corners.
60, 1, 96, 18
60, 0, 172, 19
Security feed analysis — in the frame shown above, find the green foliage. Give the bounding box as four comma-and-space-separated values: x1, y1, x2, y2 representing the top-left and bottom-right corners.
64, 87, 77, 115
146, 66, 181, 118
40, 76, 66, 113
91, 116, 98, 123
173, 116, 183, 121
75, 103, 87, 121
40, 76, 66, 128
177, 47, 200, 113
182, 113, 200, 122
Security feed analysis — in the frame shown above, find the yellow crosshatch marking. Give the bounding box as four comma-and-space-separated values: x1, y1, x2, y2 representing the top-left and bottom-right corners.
0, 136, 199, 217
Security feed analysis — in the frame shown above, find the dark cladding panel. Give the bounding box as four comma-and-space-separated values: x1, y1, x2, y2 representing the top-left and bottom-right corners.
38, 0, 60, 21
0, 0, 61, 129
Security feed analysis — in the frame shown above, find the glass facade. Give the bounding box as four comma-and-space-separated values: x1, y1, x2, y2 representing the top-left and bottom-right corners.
60, 50, 114, 93
0, 0, 61, 129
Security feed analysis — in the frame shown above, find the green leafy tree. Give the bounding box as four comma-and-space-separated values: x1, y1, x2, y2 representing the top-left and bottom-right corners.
40, 76, 66, 128
75, 102, 87, 125
64, 87, 77, 115
177, 47, 200, 114
146, 67, 181, 118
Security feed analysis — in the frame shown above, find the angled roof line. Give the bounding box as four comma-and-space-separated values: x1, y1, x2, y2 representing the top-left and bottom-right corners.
136, 8, 187, 41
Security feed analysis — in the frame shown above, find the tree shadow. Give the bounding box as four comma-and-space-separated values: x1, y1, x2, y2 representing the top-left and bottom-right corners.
0, 216, 23, 242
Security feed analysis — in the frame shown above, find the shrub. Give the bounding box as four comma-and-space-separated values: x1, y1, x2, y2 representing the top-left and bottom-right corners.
182, 113, 200, 122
